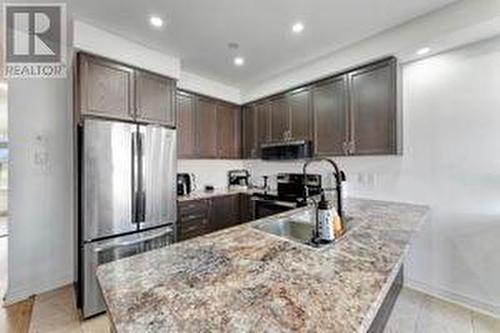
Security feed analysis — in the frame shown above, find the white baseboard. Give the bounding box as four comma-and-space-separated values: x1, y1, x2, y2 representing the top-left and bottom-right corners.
3, 272, 74, 305
406, 278, 500, 319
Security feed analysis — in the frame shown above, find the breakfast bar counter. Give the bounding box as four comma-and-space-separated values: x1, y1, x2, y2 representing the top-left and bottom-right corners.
97, 198, 429, 333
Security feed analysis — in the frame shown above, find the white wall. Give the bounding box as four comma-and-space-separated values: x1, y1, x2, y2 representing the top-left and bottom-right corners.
73, 20, 181, 80
6, 77, 73, 303
245, 36, 500, 317
0, 83, 8, 137
178, 160, 245, 190
178, 71, 241, 105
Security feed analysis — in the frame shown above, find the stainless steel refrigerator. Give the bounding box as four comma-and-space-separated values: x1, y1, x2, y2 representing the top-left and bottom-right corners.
78, 118, 177, 318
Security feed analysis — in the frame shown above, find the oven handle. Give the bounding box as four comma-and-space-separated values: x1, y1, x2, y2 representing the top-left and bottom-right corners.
92, 228, 173, 253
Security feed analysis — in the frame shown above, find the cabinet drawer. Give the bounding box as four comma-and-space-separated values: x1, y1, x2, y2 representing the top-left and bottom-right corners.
178, 199, 210, 218
177, 217, 209, 241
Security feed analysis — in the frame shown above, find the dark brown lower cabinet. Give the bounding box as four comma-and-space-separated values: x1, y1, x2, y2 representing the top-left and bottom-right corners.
210, 195, 241, 232
177, 199, 211, 241
177, 194, 250, 241
239, 194, 255, 223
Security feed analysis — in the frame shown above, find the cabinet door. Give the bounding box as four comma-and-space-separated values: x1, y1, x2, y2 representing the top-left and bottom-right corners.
269, 96, 289, 141
349, 59, 397, 155
312, 76, 349, 156
242, 105, 258, 159
216, 102, 240, 159
79, 53, 134, 121
178, 199, 210, 241
176, 91, 196, 158
288, 88, 312, 141
195, 97, 218, 158
239, 194, 254, 223
210, 195, 240, 232
256, 101, 271, 147
135, 70, 175, 126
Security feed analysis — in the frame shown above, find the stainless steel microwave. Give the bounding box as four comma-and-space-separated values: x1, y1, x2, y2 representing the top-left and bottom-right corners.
260, 140, 313, 160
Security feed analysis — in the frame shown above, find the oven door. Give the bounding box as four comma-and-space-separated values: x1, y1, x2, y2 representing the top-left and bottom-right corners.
254, 199, 296, 219
82, 225, 174, 318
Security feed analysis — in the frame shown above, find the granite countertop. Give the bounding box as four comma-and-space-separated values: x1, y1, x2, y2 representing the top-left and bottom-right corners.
177, 187, 255, 202
97, 198, 429, 333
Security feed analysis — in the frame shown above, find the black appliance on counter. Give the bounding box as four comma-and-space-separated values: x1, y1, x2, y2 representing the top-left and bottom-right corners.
177, 173, 193, 196
252, 173, 321, 219
260, 140, 313, 160
228, 170, 250, 189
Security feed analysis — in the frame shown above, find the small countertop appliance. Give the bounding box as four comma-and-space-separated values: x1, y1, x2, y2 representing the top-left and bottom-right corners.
228, 170, 250, 190
177, 173, 193, 196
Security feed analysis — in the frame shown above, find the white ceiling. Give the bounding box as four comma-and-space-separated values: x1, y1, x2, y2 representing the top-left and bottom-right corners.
18, 0, 458, 87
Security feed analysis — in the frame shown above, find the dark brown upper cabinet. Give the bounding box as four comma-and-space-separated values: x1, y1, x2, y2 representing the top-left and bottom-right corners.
256, 101, 272, 147
79, 53, 135, 121
195, 96, 218, 158
217, 102, 241, 159
348, 59, 397, 155
176, 91, 196, 159
241, 56, 399, 158
135, 70, 175, 126
242, 105, 259, 159
78, 53, 176, 126
177, 91, 241, 159
288, 88, 312, 141
269, 95, 289, 142
312, 76, 349, 156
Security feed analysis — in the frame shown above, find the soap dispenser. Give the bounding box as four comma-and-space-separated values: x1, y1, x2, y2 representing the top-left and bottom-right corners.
317, 191, 337, 243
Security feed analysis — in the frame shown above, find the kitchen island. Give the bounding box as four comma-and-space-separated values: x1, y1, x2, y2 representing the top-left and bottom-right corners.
97, 198, 429, 332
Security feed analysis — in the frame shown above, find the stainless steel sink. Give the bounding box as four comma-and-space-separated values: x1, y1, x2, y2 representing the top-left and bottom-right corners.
252, 219, 315, 244
251, 210, 353, 247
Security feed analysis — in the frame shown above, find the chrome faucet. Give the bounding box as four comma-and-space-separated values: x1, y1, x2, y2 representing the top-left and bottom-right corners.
302, 158, 346, 239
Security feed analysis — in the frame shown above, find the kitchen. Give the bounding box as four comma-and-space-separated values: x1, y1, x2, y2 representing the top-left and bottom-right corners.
2, 0, 500, 332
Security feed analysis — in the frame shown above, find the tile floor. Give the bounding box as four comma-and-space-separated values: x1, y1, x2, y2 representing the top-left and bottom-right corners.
385, 287, 500, 333
0, 232, 498, 332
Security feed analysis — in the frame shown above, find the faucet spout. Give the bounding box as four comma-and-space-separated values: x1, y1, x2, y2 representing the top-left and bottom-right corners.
302, 158, 346, 239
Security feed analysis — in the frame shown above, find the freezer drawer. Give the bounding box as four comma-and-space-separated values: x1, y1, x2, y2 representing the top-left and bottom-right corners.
81, 225, 174, 318
82, 119, 138, 241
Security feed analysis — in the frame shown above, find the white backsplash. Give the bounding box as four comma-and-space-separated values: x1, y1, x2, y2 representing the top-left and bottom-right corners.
178, 159, 245, 190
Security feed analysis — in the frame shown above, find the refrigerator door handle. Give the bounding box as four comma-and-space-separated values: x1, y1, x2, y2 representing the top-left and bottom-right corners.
131, 132, 138, 224
137, 132, 146, 223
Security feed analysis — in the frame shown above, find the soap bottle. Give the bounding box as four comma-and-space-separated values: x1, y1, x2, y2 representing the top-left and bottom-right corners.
317, 192, 336, 243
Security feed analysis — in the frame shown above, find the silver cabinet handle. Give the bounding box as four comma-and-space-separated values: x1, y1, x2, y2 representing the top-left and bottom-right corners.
349, 141, 355, 154
342, 141, 349, 155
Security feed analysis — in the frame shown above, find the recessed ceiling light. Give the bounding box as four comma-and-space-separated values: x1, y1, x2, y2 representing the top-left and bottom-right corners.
149, 16, 164, 28
416, 47, 430, 56
292, 22, 304, 34
234, 57, 245, 66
